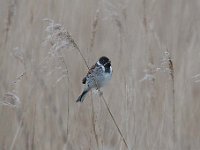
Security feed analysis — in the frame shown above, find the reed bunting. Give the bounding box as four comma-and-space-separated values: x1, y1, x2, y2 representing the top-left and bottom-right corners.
76, 56, 112, 102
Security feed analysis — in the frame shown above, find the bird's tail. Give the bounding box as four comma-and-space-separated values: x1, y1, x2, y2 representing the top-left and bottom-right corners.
76, 90, 89, 102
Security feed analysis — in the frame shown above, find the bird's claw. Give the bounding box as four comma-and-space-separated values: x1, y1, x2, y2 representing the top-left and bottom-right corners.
97, 89, 103, 96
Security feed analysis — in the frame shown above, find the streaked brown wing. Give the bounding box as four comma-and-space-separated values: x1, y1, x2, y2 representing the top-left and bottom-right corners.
82, 64, 96, 84
87, 64, 96, 75
82, 77, 86, 84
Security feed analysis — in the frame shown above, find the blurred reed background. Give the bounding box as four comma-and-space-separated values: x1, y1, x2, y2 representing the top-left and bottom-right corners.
0, 0, 200, 149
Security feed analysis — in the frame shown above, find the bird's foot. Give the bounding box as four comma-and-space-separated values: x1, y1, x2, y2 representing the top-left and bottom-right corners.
97, 89, 103, 96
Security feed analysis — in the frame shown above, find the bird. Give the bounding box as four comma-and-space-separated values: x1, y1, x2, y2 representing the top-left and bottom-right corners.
76, 56, 112, 102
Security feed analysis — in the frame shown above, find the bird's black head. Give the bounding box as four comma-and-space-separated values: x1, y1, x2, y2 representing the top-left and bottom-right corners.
99, 56, 111, 67
98, 56, 111, 73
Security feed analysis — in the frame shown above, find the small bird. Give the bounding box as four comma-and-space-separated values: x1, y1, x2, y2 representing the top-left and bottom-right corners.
76, 56, 112, 102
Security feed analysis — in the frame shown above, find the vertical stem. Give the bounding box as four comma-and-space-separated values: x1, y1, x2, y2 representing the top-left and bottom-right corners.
101, 95, 129, 149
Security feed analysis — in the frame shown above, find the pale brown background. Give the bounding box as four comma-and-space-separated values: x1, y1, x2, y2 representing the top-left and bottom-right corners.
0, 0, 200, 150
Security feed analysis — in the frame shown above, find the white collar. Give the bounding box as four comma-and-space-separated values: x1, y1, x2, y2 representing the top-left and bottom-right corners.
97, 61, 101, 66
